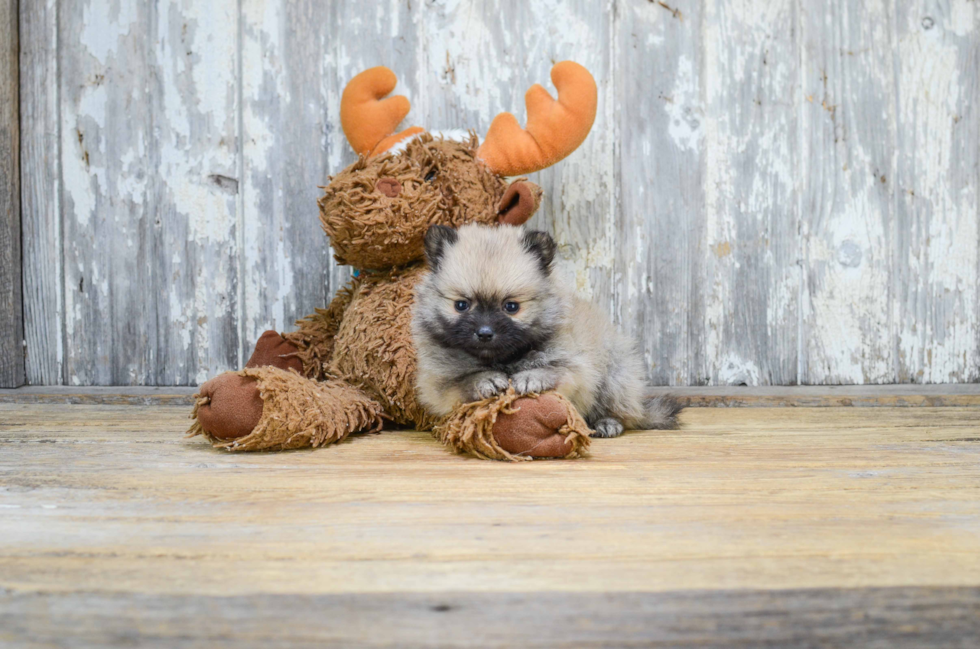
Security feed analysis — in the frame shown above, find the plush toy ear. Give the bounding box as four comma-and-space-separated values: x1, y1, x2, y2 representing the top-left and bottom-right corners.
424, 225, 459, 271
498, 181, 542, 226
521, 230, 556, 274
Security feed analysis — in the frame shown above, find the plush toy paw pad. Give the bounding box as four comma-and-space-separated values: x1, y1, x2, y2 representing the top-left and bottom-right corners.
492, 394, 574, 458
591, 418, 624, 438
195, 373, 264, 441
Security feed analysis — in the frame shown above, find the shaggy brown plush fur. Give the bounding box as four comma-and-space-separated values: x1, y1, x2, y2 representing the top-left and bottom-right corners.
318, 264, 436, 429
319, 134, 505, 270
188, 366, 384, 451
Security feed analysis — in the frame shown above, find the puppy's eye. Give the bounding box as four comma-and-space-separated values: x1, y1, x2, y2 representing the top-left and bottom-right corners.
424, 169, 437, 182
503, 301, 520, 314
454, 300, 469, 313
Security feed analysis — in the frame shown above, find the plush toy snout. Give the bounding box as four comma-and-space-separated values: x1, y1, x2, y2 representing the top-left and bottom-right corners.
376, 177, 402, 197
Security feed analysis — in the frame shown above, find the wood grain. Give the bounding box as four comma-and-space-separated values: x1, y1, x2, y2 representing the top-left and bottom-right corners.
148, 0, 242, 386
662, 383, 980, 407
19, 0, 62, 386
702, 0, 800, 385
2, 588, 978, 648
0, 385, 199, 405
1, 402, 979, 645
0, 0, 23, 387
59, 0, 151, 385
2, 404, 979, 596
800, 0, 898, 383
617, 0, 706, 386
57, 1, 240, 386
893, 0, 980, 383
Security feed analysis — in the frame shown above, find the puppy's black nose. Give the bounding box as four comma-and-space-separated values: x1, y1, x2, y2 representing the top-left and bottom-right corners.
477, 326, 494, 342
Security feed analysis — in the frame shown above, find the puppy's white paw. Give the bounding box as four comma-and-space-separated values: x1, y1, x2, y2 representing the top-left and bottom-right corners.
473, 373, 510, 399
511, 370, 556, 395
591, 418, 625, 438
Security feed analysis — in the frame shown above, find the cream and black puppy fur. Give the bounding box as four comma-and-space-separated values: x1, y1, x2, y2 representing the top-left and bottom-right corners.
412, 223, 680, 437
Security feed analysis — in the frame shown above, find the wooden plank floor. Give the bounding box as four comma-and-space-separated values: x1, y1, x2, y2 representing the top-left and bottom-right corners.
1, 402, 979, 647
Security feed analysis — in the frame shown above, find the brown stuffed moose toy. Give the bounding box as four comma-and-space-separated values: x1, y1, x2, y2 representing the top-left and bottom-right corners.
189, 61, 598, 460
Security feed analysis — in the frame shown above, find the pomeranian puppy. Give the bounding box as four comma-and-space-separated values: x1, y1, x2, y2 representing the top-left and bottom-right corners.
411, 223, 680, 437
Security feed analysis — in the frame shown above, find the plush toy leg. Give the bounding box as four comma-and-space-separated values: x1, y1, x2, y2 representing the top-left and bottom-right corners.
433, 390, 592, 461
188, 366, 384, 451
185, 328, 313, 443
182, 330, 306, 441
245, 330, 304, 373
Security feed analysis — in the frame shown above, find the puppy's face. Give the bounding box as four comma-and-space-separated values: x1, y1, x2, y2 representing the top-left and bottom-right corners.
418, 224, 560, 365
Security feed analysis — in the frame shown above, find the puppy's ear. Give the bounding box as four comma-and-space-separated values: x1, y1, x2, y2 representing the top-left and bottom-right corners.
522, 230, 557, 274
424, 225, 459, 271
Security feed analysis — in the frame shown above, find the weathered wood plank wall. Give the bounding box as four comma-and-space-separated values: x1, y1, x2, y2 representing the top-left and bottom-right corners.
19, 0, 60, 386
18, 0, 980, 386
1, 0, 24, 387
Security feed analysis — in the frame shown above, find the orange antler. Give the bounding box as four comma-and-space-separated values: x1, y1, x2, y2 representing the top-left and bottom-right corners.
340, 67, 422, 156
477, 61, 597, 176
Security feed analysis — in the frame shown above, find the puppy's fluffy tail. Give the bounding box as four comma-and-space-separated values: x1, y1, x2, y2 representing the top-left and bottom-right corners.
639, 394, 683, 430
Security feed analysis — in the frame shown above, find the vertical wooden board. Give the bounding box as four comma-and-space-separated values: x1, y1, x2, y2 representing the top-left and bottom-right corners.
240, 0, 417, 357
701, 0, 800, 386
59, 0, 240, 385
417, 0, 616, 313
146, 0, 240, 384
893, 0, 979, 383
799, 0, 897, 384
19, 0, 62, 385
58, 0, 149, 385
0, 0, 24, 387
616, 0, 705, 385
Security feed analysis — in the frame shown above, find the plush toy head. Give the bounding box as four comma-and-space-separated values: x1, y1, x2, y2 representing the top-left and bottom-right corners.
318, 62, 597, 270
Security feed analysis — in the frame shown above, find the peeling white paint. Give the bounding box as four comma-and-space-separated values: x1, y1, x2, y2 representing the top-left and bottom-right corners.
717, 353, 762, 386
949, 1, 976, 38
22, 0, 980, 386
893, 4, 979, 383
665, 55, 703, 153
80, 2, 136, 66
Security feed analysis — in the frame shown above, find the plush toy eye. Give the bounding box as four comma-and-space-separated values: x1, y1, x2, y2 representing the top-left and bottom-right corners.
454, 300, 469, 313
424, 169, 437, 182
503, 301, 520, 314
